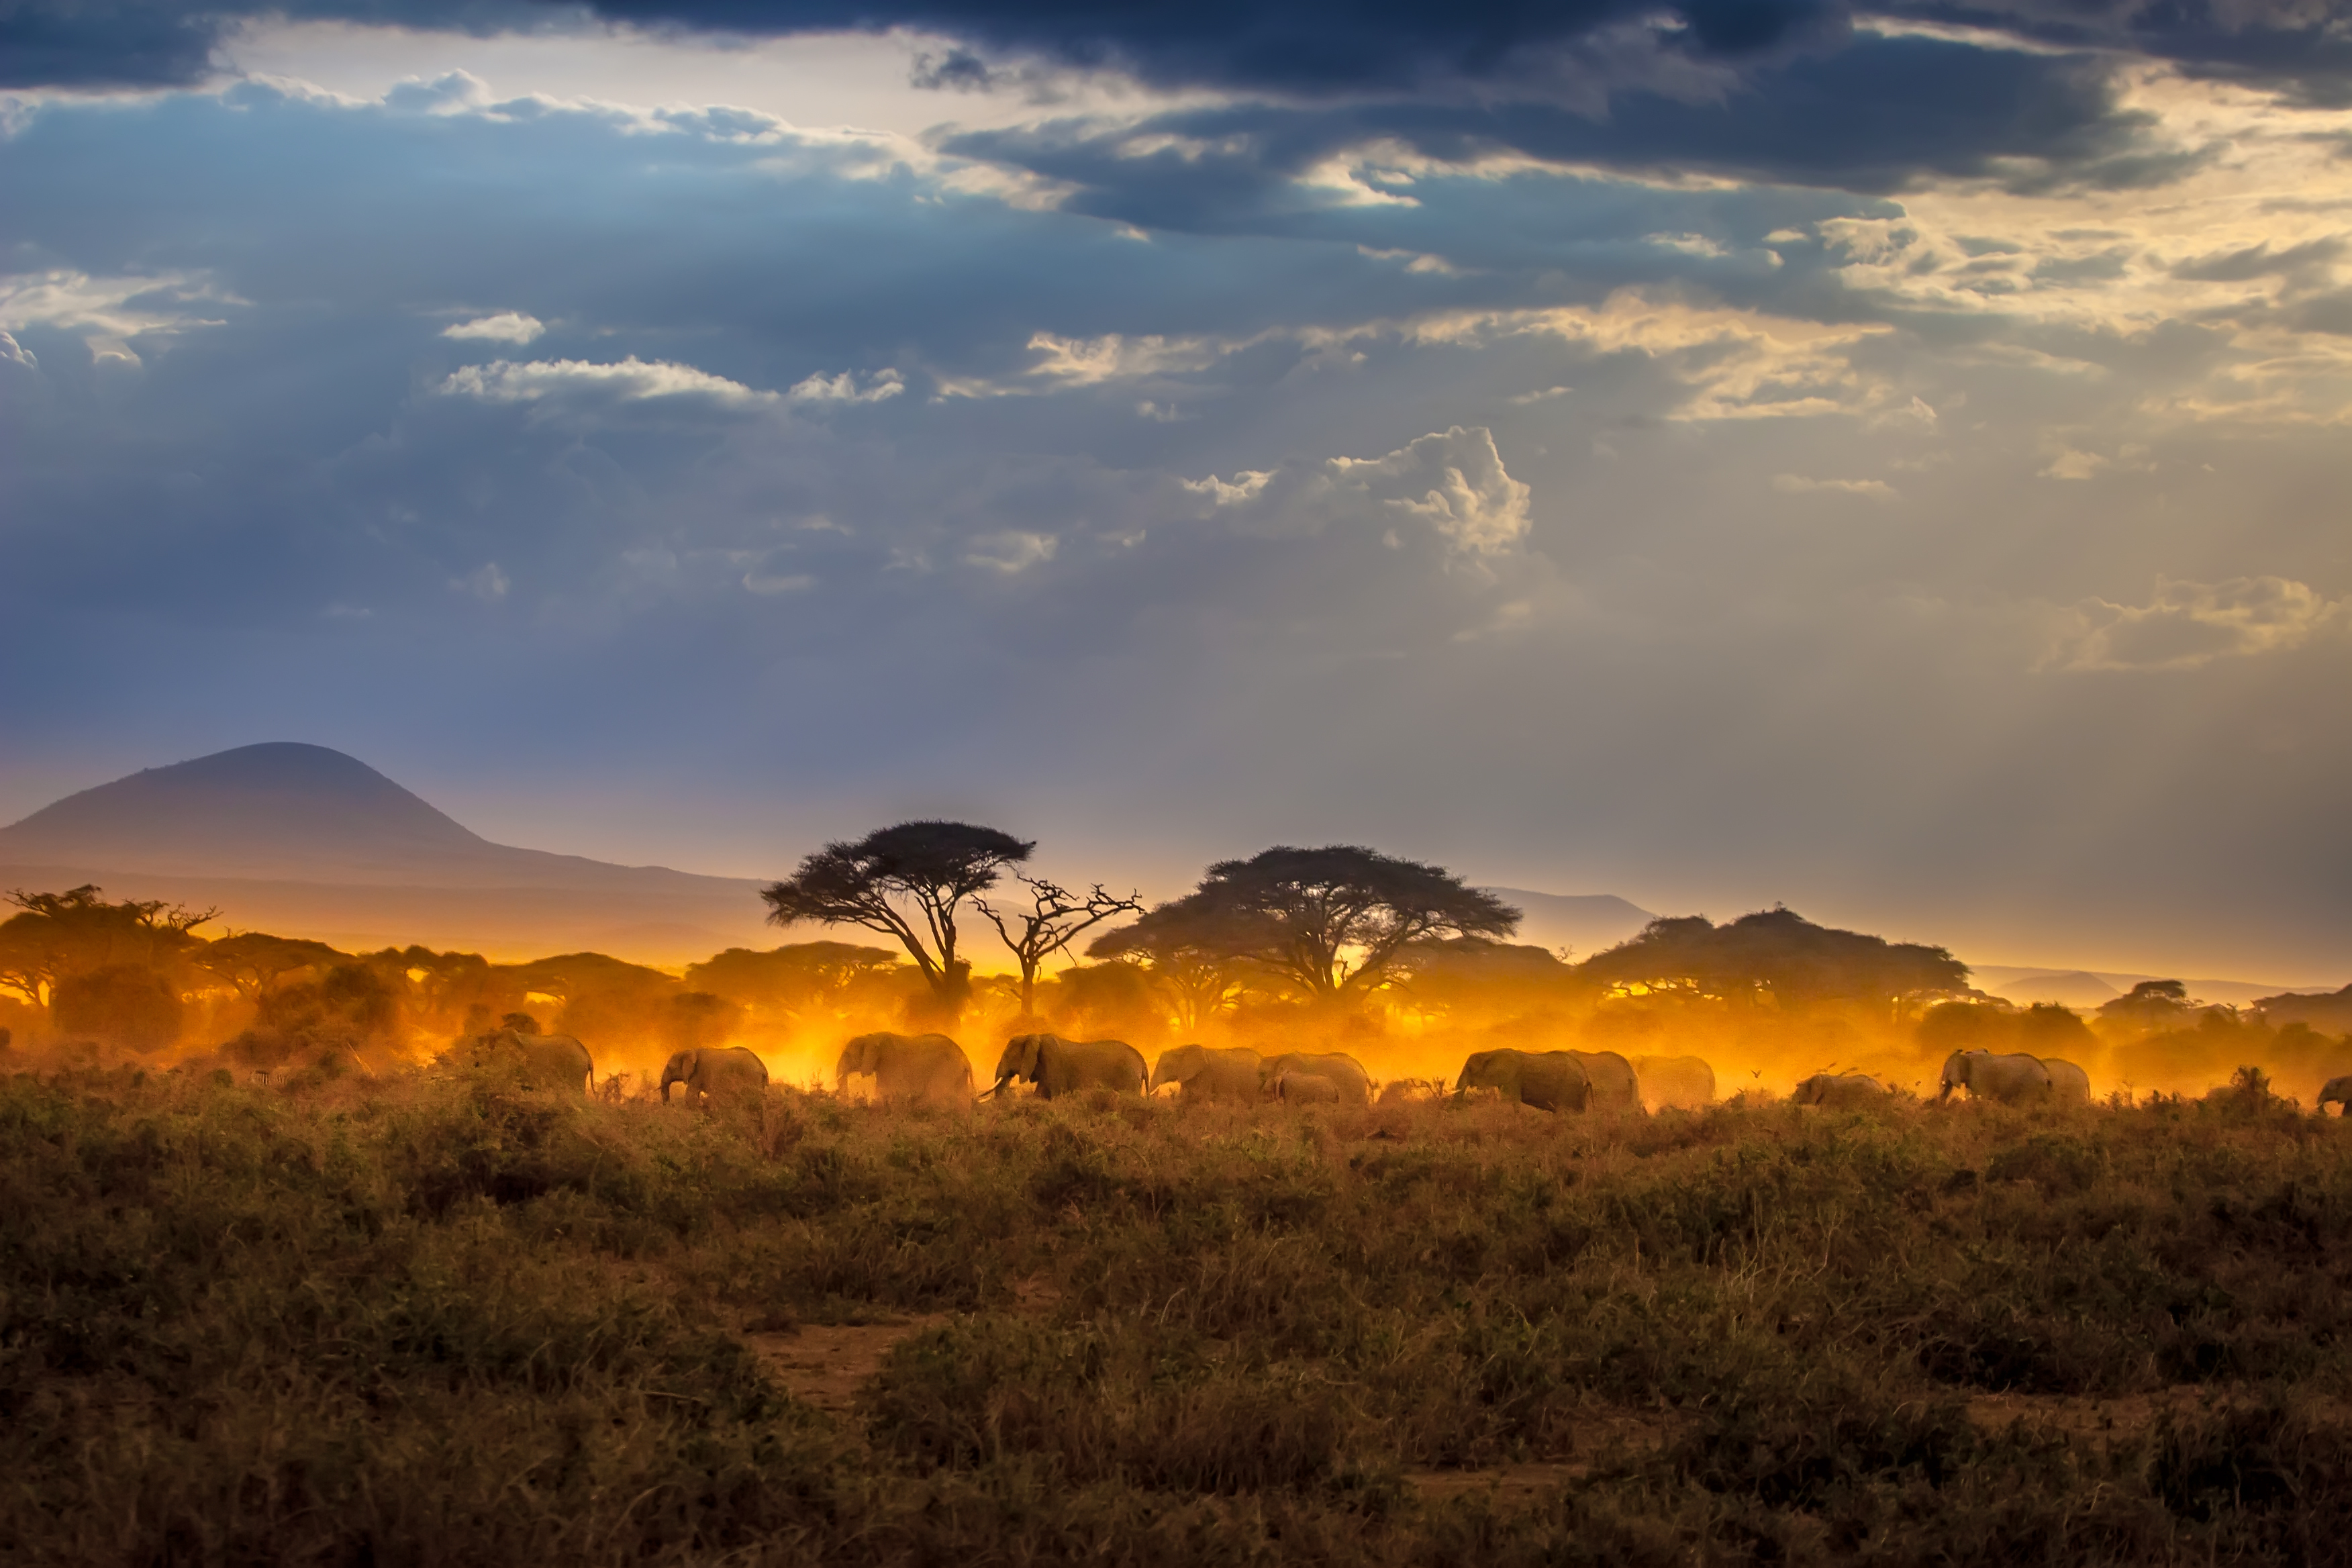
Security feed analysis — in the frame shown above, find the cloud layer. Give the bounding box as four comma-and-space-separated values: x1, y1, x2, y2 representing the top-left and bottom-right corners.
2, 16, 2349, 975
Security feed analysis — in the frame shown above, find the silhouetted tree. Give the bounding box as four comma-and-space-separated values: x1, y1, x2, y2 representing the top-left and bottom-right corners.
1087, 899, 1258, 1030
1579, 908, 1967, 1015
1918, 999, 2017, 1053
1040, 961, 1169, 1044
0, 885, 215, 1007
2098, 978, 2201, 1035
1120, 846, 1520, 1004
663, 991, 744, 1053
761, 821, 1034, 1017
52, 965, 183, 1053
685, 941, 914, 1026
1393, 936, 1578, 1024
2253, 981, 2352, 1035
977, 877, 1144, 1018
193, 932, 348, 1001
2018, 1001, 2096, 1055
507, 952, 680, 1044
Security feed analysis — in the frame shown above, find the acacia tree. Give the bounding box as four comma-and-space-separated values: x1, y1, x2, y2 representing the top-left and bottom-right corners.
761, 821, 1034, 1018
1086, 896, 1259, 1030
1576, 908, 1967, 1018
1120, 846, 1521, 1006
191, 932, 348, 1001
0, 885, 215, 1007
977, 877, 1144, 1018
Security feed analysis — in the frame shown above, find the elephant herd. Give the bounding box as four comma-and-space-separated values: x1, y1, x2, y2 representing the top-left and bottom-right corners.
458, 1020, 2140, 1119
1787, 1049, 2096, 1110
830, 1032, 1381, 1108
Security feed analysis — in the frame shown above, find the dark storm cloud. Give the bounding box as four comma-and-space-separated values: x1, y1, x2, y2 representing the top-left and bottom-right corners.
0, 0, 554, 87
3, 0, 1847, 90
939, 31, 2190, 242
15, 0, 2352, 116
1893, 0, 2352, 109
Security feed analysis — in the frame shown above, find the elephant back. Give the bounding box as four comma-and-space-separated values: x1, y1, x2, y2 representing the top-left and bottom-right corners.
2041, 1057, 2092, 1102
704, 1046, 771, 1093
1797, 1071, 1885, 1110
1631, 1055, 1716, 1111
1155, 1044, 1259, 1101
515, 1031, 593, 1093
1260, 1050, 1370, 1105
1518, 1050, 1591, 1113
1057, 1036, 1146, 1095
1455, 1048, 1526, 1098
899, 1033, 973, 1103
1150, 1043, 1209, 1091
1568, 1049, 1642, 1112
1274, 1068, 1340, 1104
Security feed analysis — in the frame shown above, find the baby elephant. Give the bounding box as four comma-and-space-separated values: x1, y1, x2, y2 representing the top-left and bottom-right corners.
1273, 1068, 1340, 1105
660, 1046, 770, 1105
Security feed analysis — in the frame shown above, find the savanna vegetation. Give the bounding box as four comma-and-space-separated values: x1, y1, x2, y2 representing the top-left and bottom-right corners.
5, 1059, 2352, 1565
5, 829, 2352, 1563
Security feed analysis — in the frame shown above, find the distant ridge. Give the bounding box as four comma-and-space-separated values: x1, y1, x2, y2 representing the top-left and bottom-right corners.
0, 744, 775, 963
1479, 887, 1655, 959
1, 744, 487, 877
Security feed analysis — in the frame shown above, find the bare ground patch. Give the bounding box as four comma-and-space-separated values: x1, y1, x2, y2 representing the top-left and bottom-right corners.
746, 1314, 953, 1412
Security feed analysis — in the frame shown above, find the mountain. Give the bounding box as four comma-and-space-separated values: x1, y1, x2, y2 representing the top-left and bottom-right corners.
1479, 887, 1656, 959
1973, 970, 2120, 1010
1967, 963, 2342, 1011
0, 744, 776, 963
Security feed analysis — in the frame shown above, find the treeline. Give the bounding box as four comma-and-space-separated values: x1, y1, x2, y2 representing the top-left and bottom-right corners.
5, 818, 2349, 1101
0, 885, 926, 1075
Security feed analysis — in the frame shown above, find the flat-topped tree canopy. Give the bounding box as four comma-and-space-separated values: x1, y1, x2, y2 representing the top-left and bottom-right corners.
1123, 844, 1520, 1001
762, 821, 1034, 1012
1578, 907, 1967, 1010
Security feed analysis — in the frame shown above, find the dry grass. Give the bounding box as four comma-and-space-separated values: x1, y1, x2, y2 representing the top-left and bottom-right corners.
3, 1064, 2351, 1563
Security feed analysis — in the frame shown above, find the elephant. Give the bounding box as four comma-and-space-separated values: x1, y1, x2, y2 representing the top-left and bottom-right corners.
1792, 1072, 1889, 1110
1150, 1044, 1263, 1101
1938, 1049, 2055, 1104
988, 1033, 1147, 1100
1272, 1068, 1340, 1105
1569, 1049, 1645, 1113
836, 1032, 974, 1106
467, 1026, 593, 1094
1257, 1051, 1372, 1106
1455, 1048, 1592, 1112
1631, 1054, 1716, 1112
2043, 1057, 2092, 1103
2318, 1075, 2352, 1116
660, 1045, 771, 1105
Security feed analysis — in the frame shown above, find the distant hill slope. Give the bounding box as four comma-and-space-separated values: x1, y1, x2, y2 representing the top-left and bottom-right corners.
1968, 963, 2343, 1011
1479, 887, 1656, 960
0, 744, 775, 963
1975, 970, 2122, 1010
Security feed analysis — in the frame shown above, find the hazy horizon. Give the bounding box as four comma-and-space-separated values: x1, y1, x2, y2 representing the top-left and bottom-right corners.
2, 740, 2339, 991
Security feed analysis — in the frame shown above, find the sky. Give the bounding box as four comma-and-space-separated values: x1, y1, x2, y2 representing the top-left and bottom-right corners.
2, 0, 2349, 979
